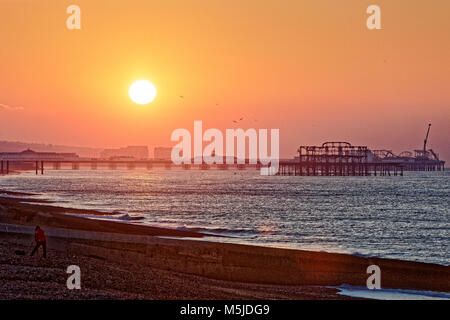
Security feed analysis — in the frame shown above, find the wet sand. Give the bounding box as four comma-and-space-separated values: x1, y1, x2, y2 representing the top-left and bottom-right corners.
0, 192, 448, 299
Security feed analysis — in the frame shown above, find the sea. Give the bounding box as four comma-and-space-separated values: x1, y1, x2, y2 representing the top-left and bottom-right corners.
1, 169, 448, 265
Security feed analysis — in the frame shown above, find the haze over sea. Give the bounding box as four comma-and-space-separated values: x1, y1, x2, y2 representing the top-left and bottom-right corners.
1, 169, 448, 265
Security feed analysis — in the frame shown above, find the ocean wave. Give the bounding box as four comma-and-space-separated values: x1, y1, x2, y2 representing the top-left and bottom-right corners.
0, 193, 32, 199
175, 225, 258, 237
350, 251, 378, 259
63, 212, 144, 221
334, 284, 450, 300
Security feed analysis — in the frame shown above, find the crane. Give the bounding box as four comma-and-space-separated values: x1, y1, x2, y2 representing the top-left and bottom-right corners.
423, 123, 431, 154
414, 123, 439, 160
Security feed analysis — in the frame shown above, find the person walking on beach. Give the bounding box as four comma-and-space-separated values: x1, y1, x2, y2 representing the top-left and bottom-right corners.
30, 226, 47, 258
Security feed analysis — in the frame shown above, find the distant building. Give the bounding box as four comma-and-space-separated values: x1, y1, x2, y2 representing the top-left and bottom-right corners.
100, 146, 148, 160
154, 147, 174, 160
0, 149, 79, 160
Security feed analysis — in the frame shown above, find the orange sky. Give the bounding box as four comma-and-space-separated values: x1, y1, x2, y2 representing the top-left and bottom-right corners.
0, 0, 449, 160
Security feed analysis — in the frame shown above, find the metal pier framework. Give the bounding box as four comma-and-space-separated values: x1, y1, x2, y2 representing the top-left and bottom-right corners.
278, 141, 445, 176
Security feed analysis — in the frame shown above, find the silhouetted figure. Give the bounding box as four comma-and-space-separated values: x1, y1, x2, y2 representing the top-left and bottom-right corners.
30, 226, 47, 258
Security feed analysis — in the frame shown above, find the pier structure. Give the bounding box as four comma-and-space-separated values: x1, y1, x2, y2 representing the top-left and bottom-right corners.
278, 140, 445, 176
372, 150, 445, 172
279, 142, 404, 176
0, 158, 265, 175
0, 159, 173, 175
1, 124, 445, 176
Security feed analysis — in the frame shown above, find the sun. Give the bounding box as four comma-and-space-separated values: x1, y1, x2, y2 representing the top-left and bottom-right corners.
129, 80, 157, 104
